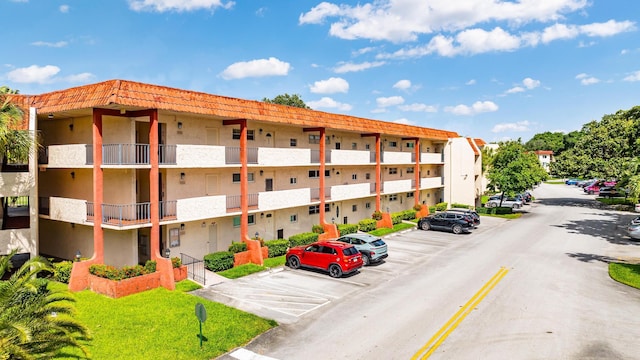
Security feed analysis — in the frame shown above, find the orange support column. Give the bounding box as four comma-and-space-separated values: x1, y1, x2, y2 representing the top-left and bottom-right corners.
69, 108, 105, 291
306, 127, 338, 240
149, 109, 175, 289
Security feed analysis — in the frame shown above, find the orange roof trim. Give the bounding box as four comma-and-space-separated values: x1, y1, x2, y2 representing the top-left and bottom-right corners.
29, 79, 459, 140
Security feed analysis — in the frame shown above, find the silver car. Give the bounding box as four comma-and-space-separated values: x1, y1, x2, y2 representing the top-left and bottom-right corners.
628, 216, 640, 240
484, 196, 523, 209
336, 233, 388, 266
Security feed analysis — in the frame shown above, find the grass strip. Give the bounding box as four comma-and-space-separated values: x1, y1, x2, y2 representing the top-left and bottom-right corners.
609, 262, 640, 289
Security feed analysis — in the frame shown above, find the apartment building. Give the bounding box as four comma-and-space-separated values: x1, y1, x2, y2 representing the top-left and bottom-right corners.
5, 79, 479, 289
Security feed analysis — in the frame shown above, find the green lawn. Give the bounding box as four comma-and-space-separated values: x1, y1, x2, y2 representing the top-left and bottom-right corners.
609, 263, 640, 289
52, 281, 277, 360
368, 222, 416, 236
217, 256, 287, 279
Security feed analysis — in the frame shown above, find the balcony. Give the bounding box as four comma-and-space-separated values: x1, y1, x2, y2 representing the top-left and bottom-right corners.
44, 144, 177, 167
0, 172, 33, 194
85, 200, 177, 227
225, 147, 258, 164
421, 152, 444, 164
258, 188, 312, 211
329, 149, 371, 165
382, 151, 413, 165
225, 194, 258, 212
382, 179, 413, 194
310, 187, 331, 201
420, 176, 444, 189
330, 183, 371, 201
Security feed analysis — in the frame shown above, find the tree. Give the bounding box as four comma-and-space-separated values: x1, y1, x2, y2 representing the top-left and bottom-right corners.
0, 86, 37, 165
524, 131, 565, 154
262, 93, 311, 109
0, 251, 91, 359
486, 140, 548, 206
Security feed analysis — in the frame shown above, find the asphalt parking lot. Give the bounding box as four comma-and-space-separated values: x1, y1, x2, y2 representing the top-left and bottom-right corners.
193, 216, 506, 324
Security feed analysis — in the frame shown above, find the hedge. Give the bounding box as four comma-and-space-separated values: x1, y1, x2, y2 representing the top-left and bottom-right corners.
264, 239, 289, 258
288, 232, 319, 247
204, 251, 235, 272
89, 260, 156, 281
52, 260, 73, 283
228, 242, 248, 253
435, 202, 448, 211
476, 206, 513, 215
358, 218, 377, 232
451, 203, 471, 209
337, 224, 359, 236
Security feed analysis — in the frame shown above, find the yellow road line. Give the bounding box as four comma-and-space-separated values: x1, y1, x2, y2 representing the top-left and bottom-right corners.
411, 267, 509, 360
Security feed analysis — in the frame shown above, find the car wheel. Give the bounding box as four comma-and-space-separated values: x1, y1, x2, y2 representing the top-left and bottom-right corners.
489, 202, 497, 208
287, 256, 300, 269
328, 264, 343, 278
588, 190, 594, 195
513, 204, 521, 209
420, 221, 431, 231
362, 254, 370, 266
452, 224, 462, 234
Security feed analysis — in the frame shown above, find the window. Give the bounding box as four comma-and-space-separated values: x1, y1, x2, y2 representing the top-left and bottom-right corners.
309, 205, 320, 214
309, 134, 321, 144
365, 144, 370, 150
290, 177, 297, 184
388, 141, 397, 148
389, 194, 398, 201
352, 205, 357, 212
325, 169, 331, 177
352, 174, 357, 180
232, 173, 254, 183
389, 168, 398, 175
365, 202, 371, 209
325, 203, 330, 212
309, 170, 320, 178
407, 192, 414, 198
352, 143, 357, 150
232, 215, 255, 227
232, 129, 255, 140
290, 138, 297, 147
290, 214, 298, 223
365, 173, 371, 180
406, 142, 415, 148
427, 170, 431, 175
407, 167, 414, 174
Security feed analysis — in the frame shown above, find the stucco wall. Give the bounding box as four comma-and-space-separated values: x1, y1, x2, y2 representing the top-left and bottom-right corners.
443, 138, 476, 207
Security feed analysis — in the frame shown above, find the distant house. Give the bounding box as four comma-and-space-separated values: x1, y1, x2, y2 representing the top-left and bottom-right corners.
534, 150, 554, 173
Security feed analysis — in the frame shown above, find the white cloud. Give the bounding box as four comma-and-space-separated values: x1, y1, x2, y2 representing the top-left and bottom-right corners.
444, 101, 498, 116
522, 77, 541, 89
5, 64, 93, 85
7, 65, 60, 84
575, 73, 599, 85
309, 77, 349, 94
623, 71, 640, 82
398, 103, 437, 112
220, 57, 291, 80
307, 97, 353, 111
31, 41, 68, 48
59, 5, 69, 13
376, 96, 404, 107
466, 79, 476, 85
128, 0, 234, 12
370, 108, 387, 114
393, 79, 411, 90
333, 61, 385, 73
393, 118, 415, 125
580, 20, 636, 37
506, 86, 525, 94
492, 121, 531, 133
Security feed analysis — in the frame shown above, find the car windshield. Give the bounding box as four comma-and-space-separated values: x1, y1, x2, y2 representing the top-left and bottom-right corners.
371, 239, 385, 246
342, 247, 359, 256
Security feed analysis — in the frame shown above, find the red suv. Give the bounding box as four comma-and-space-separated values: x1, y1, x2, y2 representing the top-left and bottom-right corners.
286, 241, 363, 278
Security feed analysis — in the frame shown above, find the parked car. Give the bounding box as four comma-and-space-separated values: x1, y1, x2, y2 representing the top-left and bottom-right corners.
565, 179, 580, 185
577, 179, 595, 188
598, 186, 620, 198
286, 241, 363, 278
520, 191, 532, 203
417, 212, 475, 234
484, 196, 523, 209
584, 180, 618, 194
335, 233, 388, 266
446, 208, 481, 227
628, 219, 640, 240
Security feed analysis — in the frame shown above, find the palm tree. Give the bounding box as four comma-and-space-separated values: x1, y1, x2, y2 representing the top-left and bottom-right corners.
0, 251, 91, 359
0, 86, 36, 166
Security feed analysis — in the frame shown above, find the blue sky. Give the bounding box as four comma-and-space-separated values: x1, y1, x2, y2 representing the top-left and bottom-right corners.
2, 0, 639, 143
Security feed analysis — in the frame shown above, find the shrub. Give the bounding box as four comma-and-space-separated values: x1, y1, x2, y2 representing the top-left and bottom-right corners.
171, 257, 182, 268
228, 242, 248, 253
89, 261, 156, 281
288, 232, 319, 247
451, 203, 471, 209
371, 211, 383, 220
264, 239, 289, 258
144, 260, 156, 273
203, 251, 235, 272
435, 202, 448, 211
337, 224, 358, 236
428, 206, 436, 214
358, 218, 377, 232
311, 224, 324, 234
476, 207, 513, 215
52, 260, 73, 283
390, 213, 403, 225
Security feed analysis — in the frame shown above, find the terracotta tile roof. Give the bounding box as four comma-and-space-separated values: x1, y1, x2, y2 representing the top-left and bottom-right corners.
27, 79, 459, 140
474, 138, 486, 147
534, 150, 553, 155
466, 137, 480, 156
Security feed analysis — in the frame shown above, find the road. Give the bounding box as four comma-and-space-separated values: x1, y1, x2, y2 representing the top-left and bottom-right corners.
216, 184, 640, 360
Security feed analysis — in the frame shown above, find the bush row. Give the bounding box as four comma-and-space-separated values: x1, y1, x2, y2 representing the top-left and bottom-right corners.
476, 206, 513, 215
89, 260, 157, 281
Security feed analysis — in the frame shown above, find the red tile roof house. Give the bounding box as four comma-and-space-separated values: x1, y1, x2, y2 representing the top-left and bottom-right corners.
3, 79, 482, 295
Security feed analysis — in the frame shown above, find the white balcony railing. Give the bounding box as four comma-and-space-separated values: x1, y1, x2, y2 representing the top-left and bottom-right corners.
259, 188, 311, 211
382, 151, 413, 164
176, 195, 227, 222
0, 229, 32, 254
420, 176, 444, 189
175, 145, 226, 167
0, 173, 33, 195
421, 152, 444, 164
258, 148, 311, 166
46, 197, 88, 223
382, 179, 413, 193
329, 149, 372, 165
